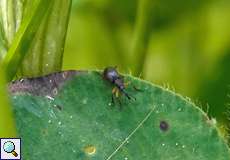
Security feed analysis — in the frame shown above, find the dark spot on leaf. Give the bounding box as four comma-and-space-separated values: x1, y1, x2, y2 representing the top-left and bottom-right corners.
160, 120, 169, 132
8, 70, 85, 97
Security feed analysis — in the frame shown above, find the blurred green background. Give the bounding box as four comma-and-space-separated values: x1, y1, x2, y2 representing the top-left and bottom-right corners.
63, 0, 230, 131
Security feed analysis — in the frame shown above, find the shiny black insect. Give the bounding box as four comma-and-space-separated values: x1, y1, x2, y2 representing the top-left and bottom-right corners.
103, 66, 139, 106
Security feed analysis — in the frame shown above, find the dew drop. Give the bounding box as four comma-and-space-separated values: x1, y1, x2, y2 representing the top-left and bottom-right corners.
48, 120, 52, 123
70, 115, 73, 119
46, 95, 54, 101
58, 121, 62, 125
45, 63, 49, 67
124, 157, 128, 160
178, 108, 182, 112
182, 145, 186, 148
175, 143, 179, 146
161, 143, 165, 147
82, 98, 88, 104
108, 103, 112, 106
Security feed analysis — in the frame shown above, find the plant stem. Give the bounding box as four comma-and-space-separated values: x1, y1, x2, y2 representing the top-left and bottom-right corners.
0, 66, 16, 137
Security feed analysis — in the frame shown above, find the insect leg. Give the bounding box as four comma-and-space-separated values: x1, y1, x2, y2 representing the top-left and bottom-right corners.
121, 89, 136, 101
111, 93, 115, 105
117, 96, 122, 110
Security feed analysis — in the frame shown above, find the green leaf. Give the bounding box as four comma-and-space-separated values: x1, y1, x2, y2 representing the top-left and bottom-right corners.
9, 71, 230, 159
20, 0, 72, 77
1, 0, 54, 81
0, 0, 71, 81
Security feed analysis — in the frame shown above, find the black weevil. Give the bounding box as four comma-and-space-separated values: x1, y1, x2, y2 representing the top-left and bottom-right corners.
103, 66, 139, 106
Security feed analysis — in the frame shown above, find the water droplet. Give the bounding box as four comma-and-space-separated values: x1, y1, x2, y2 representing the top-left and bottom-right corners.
19, 79, 24, 82
126, 140, 129, 144
58, 121, 62, 125
45, 64, 49, 67
46, 95, 54, 101
70, 115, 73, 119
72, 149, 76, 153
182, 145, 186, 148
48, 120, 52, 123
178, 108, 182, 112
49, 79, 52, 83
161, 143, 165, 147
155, 110, 159, 114
175, 143, 179, 146
161, 103, 164, 106
84, 145, 96, 155
82, 98, 88, 104
108, 103, 112, 106
160, 121, 169, 132
124, 157, 128, 160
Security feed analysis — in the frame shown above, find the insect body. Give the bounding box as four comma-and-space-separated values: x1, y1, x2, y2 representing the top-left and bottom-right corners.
103, 66, 136, 106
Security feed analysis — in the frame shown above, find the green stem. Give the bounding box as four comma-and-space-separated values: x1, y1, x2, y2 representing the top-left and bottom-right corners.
130, 0, 153, 76
0, 66, 16, 137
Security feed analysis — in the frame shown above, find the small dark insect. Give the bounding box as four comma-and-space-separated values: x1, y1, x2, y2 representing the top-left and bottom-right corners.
103, 66, 140, 106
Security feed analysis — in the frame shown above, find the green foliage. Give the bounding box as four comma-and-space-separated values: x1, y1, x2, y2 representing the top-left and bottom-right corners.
0, 0, 72, 81
20, 0, 72, 77
0, 0, 53, 81
10, 71, 230, 159
0, 0, 72, 137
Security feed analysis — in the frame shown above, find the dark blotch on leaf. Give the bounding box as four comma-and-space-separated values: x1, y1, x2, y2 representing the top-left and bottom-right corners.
8, 70, 85, 96
160, 120, 169, 132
